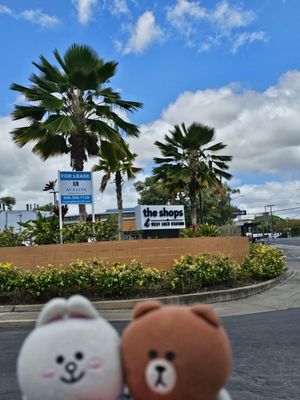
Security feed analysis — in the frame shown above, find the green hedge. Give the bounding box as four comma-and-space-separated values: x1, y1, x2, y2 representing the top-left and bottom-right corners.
0, 243, 285, 303
241, 243, 285, 279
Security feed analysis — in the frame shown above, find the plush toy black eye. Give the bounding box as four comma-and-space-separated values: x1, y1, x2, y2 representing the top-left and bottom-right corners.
165, 351, 175, 361
75, 351, 84, 360
56, 355, 64, 364
148, 349, 158, 359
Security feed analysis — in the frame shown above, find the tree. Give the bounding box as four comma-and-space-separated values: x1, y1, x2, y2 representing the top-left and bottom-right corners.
0, 196, 16, 211
153, 123, 232, 226
43, 180, 58, 206
92, 139, 142, 240
10, 44, 142, 221
134, 176, 173, 205
135, 176, 239, 226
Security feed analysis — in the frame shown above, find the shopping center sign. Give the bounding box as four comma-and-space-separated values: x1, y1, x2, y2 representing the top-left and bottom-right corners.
135, 205, 185, 230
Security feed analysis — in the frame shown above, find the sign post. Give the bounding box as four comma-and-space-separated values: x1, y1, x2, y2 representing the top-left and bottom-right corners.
58, 171, 94, 244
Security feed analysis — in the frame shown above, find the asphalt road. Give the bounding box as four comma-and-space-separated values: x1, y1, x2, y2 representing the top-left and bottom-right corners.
1, 308, 300, 400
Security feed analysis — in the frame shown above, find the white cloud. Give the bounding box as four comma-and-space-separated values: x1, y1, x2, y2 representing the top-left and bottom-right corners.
73, 0, 97, 24
127, 70, 300, 212
0, 5, 60, 28
210, 0, 255, 33
166, 0, 206, 28
110, 0, 129, 15
21, 9, 60, 28
166, 0, 266, 53
235, 181, 300, 219
231, 31, 268, 54
118, 11, 163, 54
0, 4, 12, 14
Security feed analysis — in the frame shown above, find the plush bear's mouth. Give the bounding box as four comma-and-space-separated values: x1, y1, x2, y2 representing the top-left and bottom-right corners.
60, 371, 85, 384
155, 368, 167, 388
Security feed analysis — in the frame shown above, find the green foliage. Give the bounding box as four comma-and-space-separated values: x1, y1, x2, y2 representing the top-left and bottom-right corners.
0, 227, 25, 247
168, 254, 237, 293
62, 215, 118, 243
19, 212, 60, 245
153, 122, 232, 225
0, 243, 285, 303
10, 44, 142, 172
241, 243, 285, 279
180, 223, 221, 237
134, 176, 174, 205
5, 214, 118, 246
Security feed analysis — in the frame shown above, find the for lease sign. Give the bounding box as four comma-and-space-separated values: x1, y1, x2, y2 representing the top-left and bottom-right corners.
58, 171, 93, 204
135, 205, 185, 230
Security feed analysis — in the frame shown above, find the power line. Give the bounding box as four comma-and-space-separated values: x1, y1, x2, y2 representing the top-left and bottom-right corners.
245, 206, 300, 216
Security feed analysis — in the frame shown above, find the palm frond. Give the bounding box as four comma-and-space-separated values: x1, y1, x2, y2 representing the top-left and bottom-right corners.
12, 105, 45, 122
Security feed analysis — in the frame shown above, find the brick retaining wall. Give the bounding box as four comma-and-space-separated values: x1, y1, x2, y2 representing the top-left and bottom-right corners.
0, 237, 249, 271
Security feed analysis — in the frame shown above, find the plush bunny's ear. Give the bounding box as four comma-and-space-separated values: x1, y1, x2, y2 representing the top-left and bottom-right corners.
133, 300, 161, 319
191, 304, 220, 328
67, 295, 99, 319
36, 298, 67, 327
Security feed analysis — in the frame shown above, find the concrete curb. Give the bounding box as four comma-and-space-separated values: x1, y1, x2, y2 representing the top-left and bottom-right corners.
2, 269, 294, 315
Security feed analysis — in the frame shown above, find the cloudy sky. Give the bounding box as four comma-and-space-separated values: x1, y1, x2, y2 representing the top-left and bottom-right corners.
1, 0, 300, 219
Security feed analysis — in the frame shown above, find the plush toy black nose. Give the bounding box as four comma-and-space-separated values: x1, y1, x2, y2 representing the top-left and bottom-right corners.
156, 366, 166, 373
65, 361, 77, 374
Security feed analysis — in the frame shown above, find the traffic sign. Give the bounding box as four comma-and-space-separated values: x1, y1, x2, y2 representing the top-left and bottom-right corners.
233, 209, 247, 216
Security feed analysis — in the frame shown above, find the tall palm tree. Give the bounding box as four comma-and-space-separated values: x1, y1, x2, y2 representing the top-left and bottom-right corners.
10, 44, 142, 221
153, 122, 232, 226
92, 139, 142, 240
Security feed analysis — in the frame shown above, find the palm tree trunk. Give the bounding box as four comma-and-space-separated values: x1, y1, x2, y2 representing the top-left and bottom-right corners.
115, 171, 123, 240
199, 191, 203, 224
189, 182, 197, 227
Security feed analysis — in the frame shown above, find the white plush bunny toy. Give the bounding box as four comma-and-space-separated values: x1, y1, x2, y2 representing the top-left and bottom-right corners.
17, 295, 123, 400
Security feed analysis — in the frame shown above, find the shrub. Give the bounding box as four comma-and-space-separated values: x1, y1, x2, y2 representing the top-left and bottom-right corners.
180, 223, 221, 238
168, 254, 238, 293
62, 215, 118, 243
0, 227, 26, 247
199, 223, 221, 237
241, 243, 285, 279
18, 212, 60, 245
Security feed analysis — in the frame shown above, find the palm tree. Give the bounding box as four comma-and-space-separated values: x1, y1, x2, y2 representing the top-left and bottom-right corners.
153, 122, 232, 226
92, 139, 142, 240
43, 180, 58, 206
10, 44, 142, 221
0, 196, 16, 211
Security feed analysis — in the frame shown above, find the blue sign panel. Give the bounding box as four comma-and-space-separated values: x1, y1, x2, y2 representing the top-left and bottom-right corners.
61, 195, 93, 204
60, 172, 91, 181
58, 171, 93, 205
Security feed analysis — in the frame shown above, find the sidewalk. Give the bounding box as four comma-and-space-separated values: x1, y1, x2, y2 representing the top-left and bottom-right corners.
0, 269, 297, 327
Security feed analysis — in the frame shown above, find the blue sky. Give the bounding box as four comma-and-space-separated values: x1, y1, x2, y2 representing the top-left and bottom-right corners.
1, 0, 300, 218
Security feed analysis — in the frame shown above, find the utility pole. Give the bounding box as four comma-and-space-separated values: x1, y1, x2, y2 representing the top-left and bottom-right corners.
265, 204, 275, 235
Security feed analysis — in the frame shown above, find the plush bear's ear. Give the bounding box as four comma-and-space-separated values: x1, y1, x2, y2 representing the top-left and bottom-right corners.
67, 295, 99, 319
191, 304, 220, 328
133, 300, 162, 319
36, 298, 67, 327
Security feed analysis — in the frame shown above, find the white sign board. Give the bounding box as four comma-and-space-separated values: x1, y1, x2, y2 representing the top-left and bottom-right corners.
58, 171, 93, 204
135, 205, 185, 230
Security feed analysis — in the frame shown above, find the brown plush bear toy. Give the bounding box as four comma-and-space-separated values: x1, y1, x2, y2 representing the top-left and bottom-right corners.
122, 301, 232, 400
